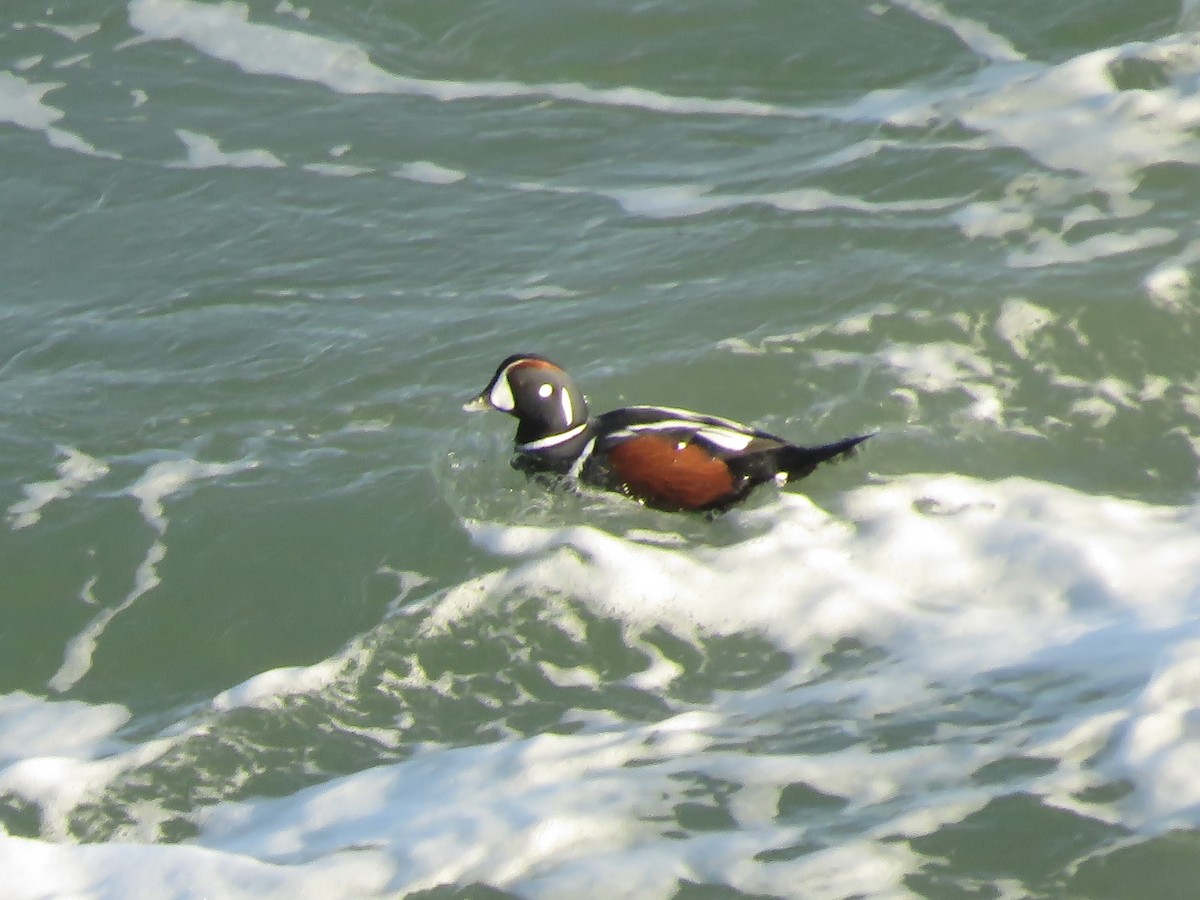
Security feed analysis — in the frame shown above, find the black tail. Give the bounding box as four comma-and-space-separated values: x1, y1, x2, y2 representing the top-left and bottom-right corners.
777, 432, 873, 482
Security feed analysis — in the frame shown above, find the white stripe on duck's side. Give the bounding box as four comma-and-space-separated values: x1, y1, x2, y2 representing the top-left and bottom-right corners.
620, 406, 755, 433
608, 419, 756, 453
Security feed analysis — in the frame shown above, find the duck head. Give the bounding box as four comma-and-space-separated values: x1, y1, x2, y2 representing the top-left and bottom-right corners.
463, 354, 590, 449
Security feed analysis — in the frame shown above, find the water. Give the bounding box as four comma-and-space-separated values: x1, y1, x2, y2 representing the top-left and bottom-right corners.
2, 0, 1199, 896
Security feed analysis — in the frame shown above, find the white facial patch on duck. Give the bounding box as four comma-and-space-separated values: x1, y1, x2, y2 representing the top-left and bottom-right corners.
488, 369, 517, 411
538, 383, 553, 398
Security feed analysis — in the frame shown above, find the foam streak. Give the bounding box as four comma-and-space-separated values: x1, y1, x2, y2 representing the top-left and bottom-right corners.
127, 0, 789, 118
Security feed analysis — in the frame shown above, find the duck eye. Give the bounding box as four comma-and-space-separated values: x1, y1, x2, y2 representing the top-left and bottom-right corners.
537, 383, 554, 399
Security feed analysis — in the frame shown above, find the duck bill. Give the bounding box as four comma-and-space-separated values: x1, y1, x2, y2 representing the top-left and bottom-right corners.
461, 393, 492, 413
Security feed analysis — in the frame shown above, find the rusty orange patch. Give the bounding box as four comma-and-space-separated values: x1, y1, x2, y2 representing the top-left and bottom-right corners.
607, 434, 736, 510
511, 358, 558, 372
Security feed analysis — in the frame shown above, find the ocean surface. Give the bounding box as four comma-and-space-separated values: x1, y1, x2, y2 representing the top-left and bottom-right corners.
3, 1, 1200, 897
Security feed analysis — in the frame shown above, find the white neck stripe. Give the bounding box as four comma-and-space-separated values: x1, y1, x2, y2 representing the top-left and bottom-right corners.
516, 422, 588, 452
568, 437, 596, 479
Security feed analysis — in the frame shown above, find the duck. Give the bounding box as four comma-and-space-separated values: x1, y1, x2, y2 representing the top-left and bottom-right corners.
463, 354, 871, 513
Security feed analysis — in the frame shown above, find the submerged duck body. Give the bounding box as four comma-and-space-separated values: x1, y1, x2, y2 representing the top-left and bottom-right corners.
463, 354, 871, 513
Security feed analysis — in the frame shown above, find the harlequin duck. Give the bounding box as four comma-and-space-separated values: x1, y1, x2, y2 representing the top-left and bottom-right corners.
463, 354, 872, 513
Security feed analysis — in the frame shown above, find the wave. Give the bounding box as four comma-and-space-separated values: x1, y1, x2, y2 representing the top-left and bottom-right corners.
3, 474, 1199, 896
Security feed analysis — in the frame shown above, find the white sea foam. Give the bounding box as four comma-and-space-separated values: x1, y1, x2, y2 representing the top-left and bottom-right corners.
127, 457, 258, 534
275, 0, 311, 21
211, 659, 346, 712
0, 694, 182, 841
1110, 636, 1200, 829
48, 456, 258, 693
122, 0, 1200, 273
173, 128, 285, 169
455, 478, 1200, 674
588, 183, 962, 220
189, 709, 916, 898
718, 304, 899, 357
4, 475, 1200, 896
51, 52, 91, 70
0, 71, 109, 157
890, 0, 1025, 64
1144, 264, 1193, 311
394, 160, 465, 185
504, 284, 580, 301
302, 161, 372, 177
7, 447, 109, 530
993, 297, 1055, 360
48, 541, 167, 694
719, 299, 1189, 442
796, 339, 1004, 427
0, 833, 392, 900
825, 14, 1200, 266
850, 39, 1200, 187
1143, 239, 1200, 313
1008, 226, 1177, 269
127, 0, 788, 118
0, 693, 128, 765
197, 717, 711, 889
41, 23, 102, 43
